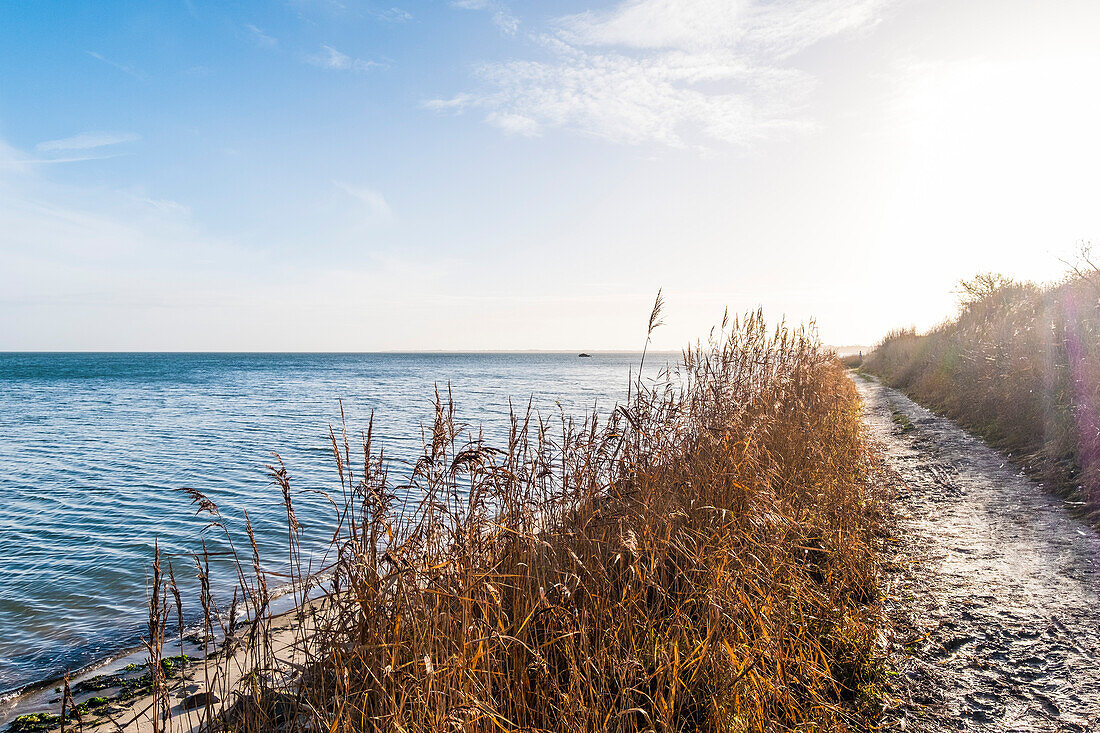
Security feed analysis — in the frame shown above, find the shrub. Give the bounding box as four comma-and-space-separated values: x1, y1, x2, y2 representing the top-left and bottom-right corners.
865, 268, 1100, 516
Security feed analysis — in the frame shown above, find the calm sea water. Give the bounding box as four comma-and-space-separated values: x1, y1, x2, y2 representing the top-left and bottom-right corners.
0, 352, 650, 694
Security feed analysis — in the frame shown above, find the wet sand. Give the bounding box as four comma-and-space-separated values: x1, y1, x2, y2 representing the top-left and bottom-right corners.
0, 597, 323, 733
859, 375, 1100, 731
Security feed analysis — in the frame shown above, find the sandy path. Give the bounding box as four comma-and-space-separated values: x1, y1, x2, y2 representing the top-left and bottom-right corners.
858, 375, 1100, 731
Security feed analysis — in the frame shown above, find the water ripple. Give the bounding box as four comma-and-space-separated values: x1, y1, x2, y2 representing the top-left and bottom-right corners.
0, 352, 648, 693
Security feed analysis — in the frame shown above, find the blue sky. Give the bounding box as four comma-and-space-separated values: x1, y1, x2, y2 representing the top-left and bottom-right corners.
3, 0, 1100, 350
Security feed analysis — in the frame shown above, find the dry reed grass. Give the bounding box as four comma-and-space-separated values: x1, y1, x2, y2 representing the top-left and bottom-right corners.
865, 263, 1100, 520
138, 308, 885, 733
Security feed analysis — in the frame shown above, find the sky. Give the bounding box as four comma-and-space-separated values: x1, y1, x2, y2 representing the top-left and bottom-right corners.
2, 0, 1100, 351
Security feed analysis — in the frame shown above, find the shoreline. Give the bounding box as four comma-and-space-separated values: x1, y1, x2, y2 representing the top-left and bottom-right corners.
2, 597, 322, 733
1, 646, 149, 719
1, 576, 322, 731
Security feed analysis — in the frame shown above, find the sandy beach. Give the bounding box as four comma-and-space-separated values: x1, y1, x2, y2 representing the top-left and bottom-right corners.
2, 596, 326, 733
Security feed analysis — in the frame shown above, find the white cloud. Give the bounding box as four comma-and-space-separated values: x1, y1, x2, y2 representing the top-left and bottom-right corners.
245, 23, 278, 48
306, 45, 383, 72
36, 132, 141, 152
336, 182, 393, 220
492, 10, 519, 34
0, 138, 122, 169
421, 93, 476, 111
139, 197, 191, 216
486, 111, 539, 137
451, 0, 519, 35
430, 0, 889, 148
371, 7, 412, 22
558, 0, 882, 57
86, 51, 145, 80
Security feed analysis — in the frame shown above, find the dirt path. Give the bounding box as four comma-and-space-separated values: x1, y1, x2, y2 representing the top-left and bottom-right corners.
857, 376, 1100, 731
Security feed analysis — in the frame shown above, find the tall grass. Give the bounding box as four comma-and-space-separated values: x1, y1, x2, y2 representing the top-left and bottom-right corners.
864, 266, 1100, 519
139, 311, 885, 732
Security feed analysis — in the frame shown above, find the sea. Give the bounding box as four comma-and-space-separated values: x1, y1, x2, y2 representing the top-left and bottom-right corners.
0, 352, 656, 695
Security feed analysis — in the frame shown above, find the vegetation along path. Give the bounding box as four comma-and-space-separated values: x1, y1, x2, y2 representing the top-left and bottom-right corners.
856, 375, 1100, 732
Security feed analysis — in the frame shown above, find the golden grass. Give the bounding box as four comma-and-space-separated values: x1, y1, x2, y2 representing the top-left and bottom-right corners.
865, 266, 1100, 520
144, 309, 885, 732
